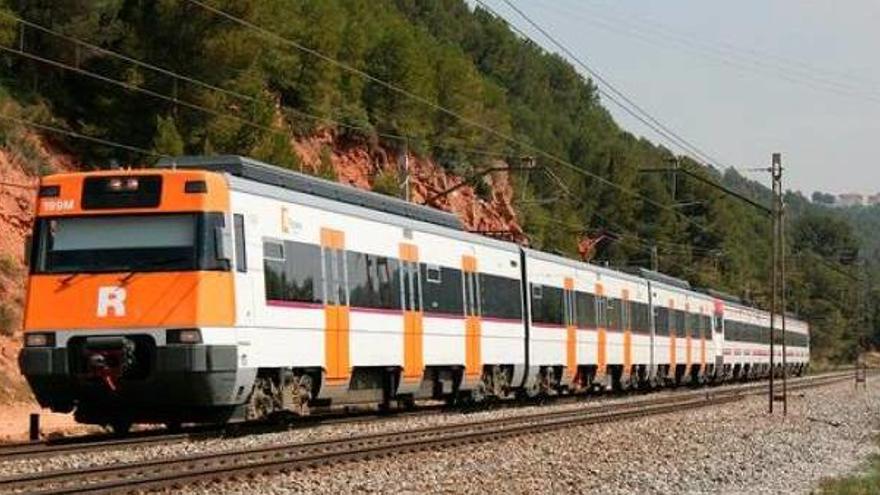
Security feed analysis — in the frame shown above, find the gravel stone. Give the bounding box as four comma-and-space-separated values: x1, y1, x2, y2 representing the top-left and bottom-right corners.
189, 379, 880, 495
2, 377, 875, 495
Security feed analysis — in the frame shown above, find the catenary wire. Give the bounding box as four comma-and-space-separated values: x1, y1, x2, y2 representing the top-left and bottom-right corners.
184, 0, 716, 236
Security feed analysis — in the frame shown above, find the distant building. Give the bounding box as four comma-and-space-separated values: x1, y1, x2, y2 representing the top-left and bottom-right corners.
868, 193, 880, 206
837, 193, 864, 207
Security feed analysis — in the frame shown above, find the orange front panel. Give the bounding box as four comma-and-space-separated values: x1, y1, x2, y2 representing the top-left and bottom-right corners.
465, 316, 481, 377
37, 170, 229, 217
566, 326, 576, 378
670, 332, 677, 374
24, 272, 234, 330
403, 311, 424, 381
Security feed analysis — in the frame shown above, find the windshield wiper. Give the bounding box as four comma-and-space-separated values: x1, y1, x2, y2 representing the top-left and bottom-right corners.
119, 256, 192, 283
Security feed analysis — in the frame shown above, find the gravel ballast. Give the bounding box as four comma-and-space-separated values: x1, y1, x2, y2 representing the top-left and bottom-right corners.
1, 377, 875, 494
201, 379, 879, 495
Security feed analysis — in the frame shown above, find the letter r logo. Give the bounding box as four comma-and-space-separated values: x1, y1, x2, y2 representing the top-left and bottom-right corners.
97, 286, 127, 317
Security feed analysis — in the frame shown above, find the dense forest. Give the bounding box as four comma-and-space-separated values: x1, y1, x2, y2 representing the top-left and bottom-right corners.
0, 0, 874, 362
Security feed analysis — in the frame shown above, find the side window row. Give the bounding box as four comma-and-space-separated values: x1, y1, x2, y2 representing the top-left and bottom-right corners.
655, 308, 712, 338
530, 284, 652, 333
262, 240, 522, 319
723, 320, 809, 347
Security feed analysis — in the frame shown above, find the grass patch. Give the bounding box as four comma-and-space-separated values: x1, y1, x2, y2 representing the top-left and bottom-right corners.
819, 453, 880, 494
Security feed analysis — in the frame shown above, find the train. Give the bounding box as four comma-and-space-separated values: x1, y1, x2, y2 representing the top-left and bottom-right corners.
19, 155, 810, 433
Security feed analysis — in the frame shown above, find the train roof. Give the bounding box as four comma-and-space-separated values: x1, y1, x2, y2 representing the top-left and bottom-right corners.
156, 155, 464, 231
522, 248, 648, 285
625, 268, 691, 290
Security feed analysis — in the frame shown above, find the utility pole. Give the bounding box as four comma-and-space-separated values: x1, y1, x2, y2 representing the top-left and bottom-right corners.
769, 153, 778, 414
651, 245, 659, 271
768, 152, 787, 415
778, 154, 788, 416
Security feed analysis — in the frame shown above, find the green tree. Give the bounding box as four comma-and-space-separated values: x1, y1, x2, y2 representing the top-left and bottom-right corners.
152, 115, 184, 156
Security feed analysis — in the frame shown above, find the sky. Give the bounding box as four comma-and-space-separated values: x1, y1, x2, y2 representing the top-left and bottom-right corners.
477, 0, 880, 195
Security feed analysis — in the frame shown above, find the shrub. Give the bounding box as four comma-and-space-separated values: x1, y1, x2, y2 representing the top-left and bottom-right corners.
0, 303, 18, 336
0, 253, 19, 277
315, 146, 337, 181
371, 167, 402, 198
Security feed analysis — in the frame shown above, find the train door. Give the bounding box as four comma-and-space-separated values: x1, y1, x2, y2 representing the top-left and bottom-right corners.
563, 277, 576, 383
595, 287, 608, 379
400, 244, 424, 384
321, 229, 349, 384
462, 254, 481, 384
232, 213, 254, 327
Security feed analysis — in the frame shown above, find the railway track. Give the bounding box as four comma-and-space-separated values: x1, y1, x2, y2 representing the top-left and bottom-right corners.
0, 370, 859, 495
0, 369, 858, 463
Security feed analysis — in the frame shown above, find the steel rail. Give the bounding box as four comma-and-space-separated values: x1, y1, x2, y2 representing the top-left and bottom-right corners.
1, 371, 856, 494
0, 369, 855, 463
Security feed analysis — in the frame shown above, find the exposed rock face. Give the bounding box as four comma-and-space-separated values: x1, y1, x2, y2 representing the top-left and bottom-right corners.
294, 130, 526, 243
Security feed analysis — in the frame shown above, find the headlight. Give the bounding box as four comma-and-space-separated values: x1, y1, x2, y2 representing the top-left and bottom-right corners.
24, 333, 55, 347
166, 328, 202, 344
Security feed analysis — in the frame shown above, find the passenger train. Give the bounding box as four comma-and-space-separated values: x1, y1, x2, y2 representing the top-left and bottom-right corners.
19, 155, 810, 432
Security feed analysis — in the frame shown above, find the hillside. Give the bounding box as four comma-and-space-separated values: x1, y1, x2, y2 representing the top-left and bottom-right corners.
0, 0, 872, 364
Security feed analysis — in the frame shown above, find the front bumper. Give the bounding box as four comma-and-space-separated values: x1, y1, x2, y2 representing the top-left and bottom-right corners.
20, 344, 242, 423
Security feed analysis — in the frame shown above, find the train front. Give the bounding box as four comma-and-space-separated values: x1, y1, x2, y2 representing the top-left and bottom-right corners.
19, 168, 244, 431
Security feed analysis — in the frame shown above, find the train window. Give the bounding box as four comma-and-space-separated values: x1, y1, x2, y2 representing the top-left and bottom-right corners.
606, 298, 622, 331
701, 316, 712, 338
263, 241, 284, 261
479, 273, 523, 321
420, 264, 464, 316
532, 284, 542, 299
631, 302, 651, 334
531, 284, 564, 326
689, 314, 701, 338
30, 213, 231, 274
722, 320, 731, 340
425, 264, 442, 283
673, 310, 686, 336
233, 214, 246, 273
347, 251, 402, 310
620, 301, 629, 331
263, 240, 323, 304
655, 307, 670, 336
575, 291, 597, 328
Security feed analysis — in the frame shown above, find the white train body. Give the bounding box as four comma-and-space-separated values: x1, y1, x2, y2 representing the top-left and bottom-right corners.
20, 155, 811, 427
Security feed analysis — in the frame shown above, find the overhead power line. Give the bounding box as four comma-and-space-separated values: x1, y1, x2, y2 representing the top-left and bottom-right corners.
186, 0, 715, 237
484, 0, 730, 171
545, 2, 880, 105
0, 44, 289, 138
0, 10, 513, 160
0, 113, 166, 158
